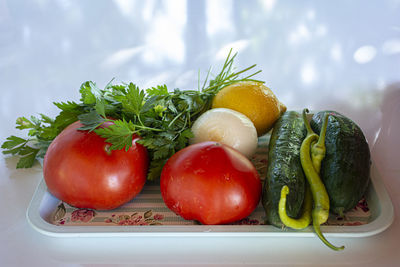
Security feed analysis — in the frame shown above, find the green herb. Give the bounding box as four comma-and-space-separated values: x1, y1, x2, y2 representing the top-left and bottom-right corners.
1, 50, 263, 180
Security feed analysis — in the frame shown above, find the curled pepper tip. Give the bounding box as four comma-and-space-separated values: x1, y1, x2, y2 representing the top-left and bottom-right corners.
279, 184, 312, 230
313, 221, 345, 251
281, 185, 289, 195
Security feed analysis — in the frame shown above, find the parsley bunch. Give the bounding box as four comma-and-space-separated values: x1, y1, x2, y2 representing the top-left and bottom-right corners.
2, 50, 262, 180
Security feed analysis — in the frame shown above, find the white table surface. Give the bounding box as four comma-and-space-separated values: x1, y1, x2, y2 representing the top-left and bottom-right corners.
1, 0, 399, 266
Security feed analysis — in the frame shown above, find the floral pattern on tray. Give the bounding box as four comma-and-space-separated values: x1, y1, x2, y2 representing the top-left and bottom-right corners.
50, 135, 371, 227
51, 196, 370, 227
104, 211, 165, 226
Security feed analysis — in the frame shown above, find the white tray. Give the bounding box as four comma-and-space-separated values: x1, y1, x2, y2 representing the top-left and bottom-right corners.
26, 161, 394, 238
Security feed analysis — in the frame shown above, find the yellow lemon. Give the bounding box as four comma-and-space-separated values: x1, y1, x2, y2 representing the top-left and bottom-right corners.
212, 81, 286, 136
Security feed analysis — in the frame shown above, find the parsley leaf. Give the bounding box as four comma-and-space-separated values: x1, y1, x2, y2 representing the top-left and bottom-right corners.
115, 83, 145, 116
94, 118, 136, 151
146, 159, 168, 181
16, 117, 35, 130
78, 110, 106, 131
80, 81, 101, 105
53, 101, 85, 131
1, 136, 27, 151
1, 135, 39, 168
146, 85, 169, 96
16, 146, 39, 168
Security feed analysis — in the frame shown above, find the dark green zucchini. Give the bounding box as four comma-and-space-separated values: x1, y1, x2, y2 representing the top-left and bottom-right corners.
310, 110, 371, 216
262, 111, 307, 227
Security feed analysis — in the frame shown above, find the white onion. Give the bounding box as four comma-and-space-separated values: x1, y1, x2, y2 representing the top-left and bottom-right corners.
190, 108, 258, 158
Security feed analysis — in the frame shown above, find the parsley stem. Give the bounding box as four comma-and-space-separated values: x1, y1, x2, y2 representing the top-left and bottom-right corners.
168, 111, 185, 128
134, 124, 163, 132
137, 114, 145, 127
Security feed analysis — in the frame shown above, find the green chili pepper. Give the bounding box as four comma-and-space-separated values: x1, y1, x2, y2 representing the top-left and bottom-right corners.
301, 108, 344, 251
278, 112, 315, 230
278, 183, 312, 229
278, 111, 320, 230
303, 111, 325, 174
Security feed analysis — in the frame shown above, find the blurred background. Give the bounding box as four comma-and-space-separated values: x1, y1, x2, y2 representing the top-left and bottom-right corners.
1, 0, 400, 171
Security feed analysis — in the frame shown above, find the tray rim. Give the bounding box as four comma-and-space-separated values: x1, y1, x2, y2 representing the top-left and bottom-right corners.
26, 162, 394, 238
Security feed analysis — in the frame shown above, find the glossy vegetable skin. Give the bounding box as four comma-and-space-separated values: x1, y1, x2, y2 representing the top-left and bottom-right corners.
43, 121, 149, 210
160, 141, 262, 225
262, 111, 307, 227
310, 110, 371, 216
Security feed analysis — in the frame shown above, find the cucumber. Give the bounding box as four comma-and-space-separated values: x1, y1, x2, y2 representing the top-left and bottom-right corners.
310, 110, 371, 216
262, 111, 307, 227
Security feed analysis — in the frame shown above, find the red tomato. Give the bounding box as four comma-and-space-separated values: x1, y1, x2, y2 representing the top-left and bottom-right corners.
160, 141, 261, 225
43, 121, 148, 210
